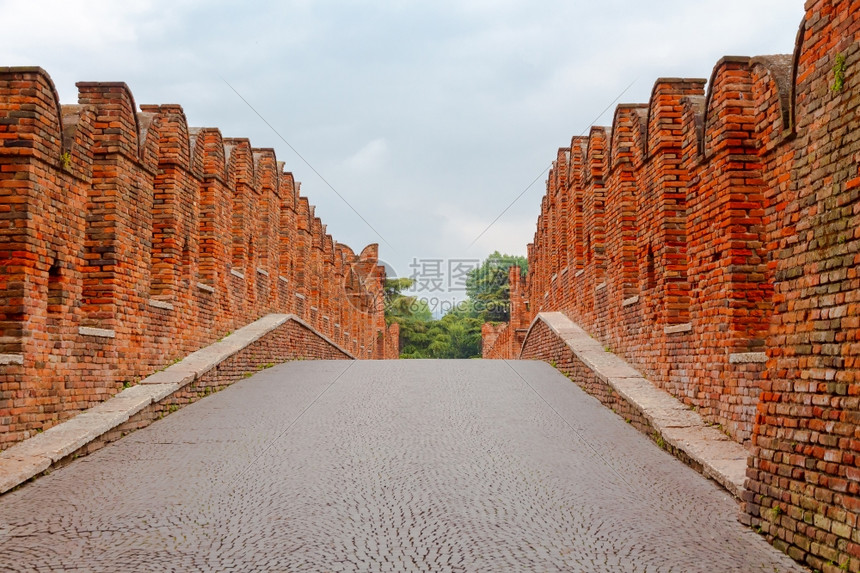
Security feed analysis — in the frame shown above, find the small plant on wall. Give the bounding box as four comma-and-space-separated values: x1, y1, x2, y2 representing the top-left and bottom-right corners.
831, 53, 846, 93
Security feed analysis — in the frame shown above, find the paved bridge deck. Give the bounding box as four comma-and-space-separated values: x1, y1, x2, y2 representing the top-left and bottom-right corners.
0, 360, 802, 572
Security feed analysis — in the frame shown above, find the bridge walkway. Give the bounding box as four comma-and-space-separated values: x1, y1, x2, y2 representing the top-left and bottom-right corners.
0, 360, 802, 572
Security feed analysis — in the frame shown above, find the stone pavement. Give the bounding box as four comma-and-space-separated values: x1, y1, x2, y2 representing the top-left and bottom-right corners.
0, 314, 352, 495
528, 312, 751, 498
0, 360, 804, 572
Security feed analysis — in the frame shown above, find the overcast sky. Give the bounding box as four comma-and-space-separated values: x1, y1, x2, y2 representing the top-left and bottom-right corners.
1, 0, 805, 306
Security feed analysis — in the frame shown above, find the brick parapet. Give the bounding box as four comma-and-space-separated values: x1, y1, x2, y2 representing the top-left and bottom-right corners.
0, 313, 354, 494
500, 33, 808, 443
480, 266, 528, 360
481, 323, 509, 359
519, 312, 750, 498
483, 1, 860, 568
0, 68, 394, 450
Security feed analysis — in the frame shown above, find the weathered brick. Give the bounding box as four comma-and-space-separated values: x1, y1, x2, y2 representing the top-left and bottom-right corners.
0, 67, 397, 452
483, 1, 860, 569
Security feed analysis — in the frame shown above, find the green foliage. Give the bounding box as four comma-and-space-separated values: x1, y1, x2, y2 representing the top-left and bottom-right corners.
465, 251, 527, 322
383, 252, 525, 359
385, 278, 482, 359
387, 295, 433, 323
832, 53, 846, 93
396, 312, 483, 359
384, 277, 414, 299
384, 278, 432, 323
769, 505, 782, 520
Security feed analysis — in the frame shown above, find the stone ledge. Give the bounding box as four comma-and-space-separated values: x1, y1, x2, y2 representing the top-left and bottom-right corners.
622, 295, 639, 307
141, 314, 354, 387
278, 275, 289, 284
148, 299, 174, 311
256, 267, 269, 277
230, 269, 245, 279
729, 352, 767, 364
196, 282, 215, 294
0, 456, 52, 494
0, 354, 24, 365
574, 269, 584, 277
524, 312, 748, 499
0, 313, 353, 495
595, 282, 607, 291
0, 382, 178, 494
78, 326, 116, 338
664, 323, 692, 335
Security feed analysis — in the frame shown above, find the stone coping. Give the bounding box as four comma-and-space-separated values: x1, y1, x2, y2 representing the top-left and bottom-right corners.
0, 314, 353, 494
729, 352, 767, 364
523, 312, 749, 499
78, 326, 116, 338
147, 298, 175, 311
0, 354, 24, 365
664, 323, 693, 335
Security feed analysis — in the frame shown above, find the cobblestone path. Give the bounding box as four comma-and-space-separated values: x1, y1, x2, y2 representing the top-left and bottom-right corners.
0, 360, 805, 572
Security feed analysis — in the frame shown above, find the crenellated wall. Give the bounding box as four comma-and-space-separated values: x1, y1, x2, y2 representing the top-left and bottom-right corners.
487, 60, 786, 443
481, 266, 527, 359
0, 67, 398, 450
484, 1, 860, 569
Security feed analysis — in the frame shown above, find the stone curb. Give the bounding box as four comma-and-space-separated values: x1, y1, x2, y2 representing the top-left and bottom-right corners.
0, 314, 352, 494
524, 311, 748, 498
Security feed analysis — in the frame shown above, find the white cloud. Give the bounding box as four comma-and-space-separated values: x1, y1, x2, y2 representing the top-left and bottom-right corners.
0, 0, 150, 54
343, 138, 390, 172
0, 0, 807, 274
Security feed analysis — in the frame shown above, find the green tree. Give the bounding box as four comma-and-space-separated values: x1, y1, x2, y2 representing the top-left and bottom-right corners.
438, 314, 482, 358
384, 277, 414, 301
465, 251, 527, 322
383, 252, 525, 359
384, 278, 434, 357
384, 278, 432, 323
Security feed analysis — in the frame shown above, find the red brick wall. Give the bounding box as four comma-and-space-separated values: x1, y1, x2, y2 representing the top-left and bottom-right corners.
0, 67, 398, 450
744, 3, 860, 571
485, 1, 860, 568
492, 42, 793, 444
481, 322, 510, 359
481, 266, 527, 359
68, 316, 354, 461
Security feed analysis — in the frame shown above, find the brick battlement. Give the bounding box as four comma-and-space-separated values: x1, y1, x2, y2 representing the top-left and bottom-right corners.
0, 67, 397, 450
484, 1, 860, 569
